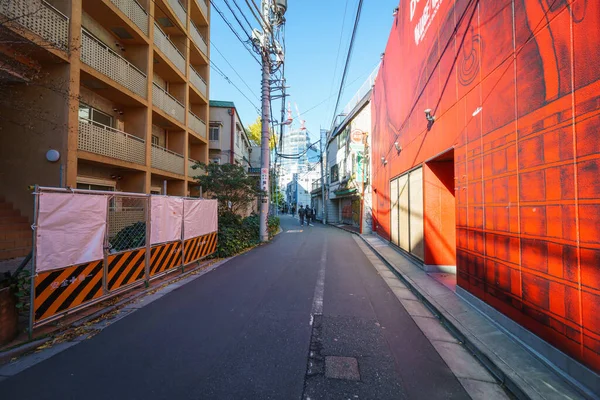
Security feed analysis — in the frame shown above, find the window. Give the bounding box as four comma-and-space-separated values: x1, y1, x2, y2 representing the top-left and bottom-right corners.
76, 183, 114, 191
79, 103, 113, 128
209, 125, 220, 141
152, 135, 159, 146
330, 164, 339, 183
338, 126, 349, 150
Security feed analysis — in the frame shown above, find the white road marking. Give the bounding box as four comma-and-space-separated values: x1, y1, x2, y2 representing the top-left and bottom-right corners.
310, 238, 327, 323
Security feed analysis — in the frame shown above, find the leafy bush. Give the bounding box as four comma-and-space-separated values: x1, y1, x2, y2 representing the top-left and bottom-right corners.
215, 212, 280, 257
110, 221, 146, 252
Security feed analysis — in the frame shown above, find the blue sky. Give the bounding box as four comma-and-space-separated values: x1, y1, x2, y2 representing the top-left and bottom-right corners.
209, 0, 399, 142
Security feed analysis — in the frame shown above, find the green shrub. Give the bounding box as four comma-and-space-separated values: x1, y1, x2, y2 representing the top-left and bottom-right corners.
215, 213, 280, 257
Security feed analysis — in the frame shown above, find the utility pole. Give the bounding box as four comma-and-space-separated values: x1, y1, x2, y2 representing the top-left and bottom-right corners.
320, 128, 327, 225
258, 0, 287, 242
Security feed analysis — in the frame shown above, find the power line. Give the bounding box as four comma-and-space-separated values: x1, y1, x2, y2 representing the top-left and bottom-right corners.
223, 0, 254, 39
211, 40, 260, 101
210, 0, 261, 64
326, 0, 351, 119
329, 0, 365, 129
210, 60, 261, 113
231, 0, 255, 31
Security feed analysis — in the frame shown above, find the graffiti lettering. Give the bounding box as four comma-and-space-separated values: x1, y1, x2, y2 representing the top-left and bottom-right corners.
413, 0, 443, 46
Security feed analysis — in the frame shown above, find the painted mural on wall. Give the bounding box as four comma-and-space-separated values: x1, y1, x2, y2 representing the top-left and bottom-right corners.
372, 0, 600, 372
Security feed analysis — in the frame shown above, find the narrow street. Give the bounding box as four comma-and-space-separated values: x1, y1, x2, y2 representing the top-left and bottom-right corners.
1, 216, 480, 399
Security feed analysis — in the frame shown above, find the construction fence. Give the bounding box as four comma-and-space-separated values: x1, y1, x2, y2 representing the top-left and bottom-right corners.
30, 187, 218, 328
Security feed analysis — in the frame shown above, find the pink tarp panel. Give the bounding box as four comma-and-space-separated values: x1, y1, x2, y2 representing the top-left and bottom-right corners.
35, 192, 108, 273
150, 196, 183, 245
183, 199, 218, 240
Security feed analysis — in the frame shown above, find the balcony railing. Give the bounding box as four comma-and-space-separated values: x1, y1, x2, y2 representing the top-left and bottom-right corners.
152, 144, 184, 175
152, 82, 185, 123
78, 118, 146, 165
312, 180, 323, 192
188, 158, 198, 177
188, 111, 206, 138
190, 21, 207, 56
197, 0, 208, 18
167, 0, 187, 27
81, 29, 148, 98
190, 66, 207, 96
153, 22, 186, 74
0, 0, 69, 50
110, 0, 149, 35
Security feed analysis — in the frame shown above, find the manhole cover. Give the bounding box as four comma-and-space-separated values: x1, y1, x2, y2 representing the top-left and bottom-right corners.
287, 230, 303, 233
325, 356, 360, 381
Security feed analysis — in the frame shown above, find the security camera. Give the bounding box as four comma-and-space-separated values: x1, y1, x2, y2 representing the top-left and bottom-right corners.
424, 109, 435, 122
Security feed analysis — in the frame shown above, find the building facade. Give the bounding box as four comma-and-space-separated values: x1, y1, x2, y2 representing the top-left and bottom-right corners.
0, 0, 211, 260
324, 95, 372, 233
371, 0, 600, 384
208, 100, 252, 167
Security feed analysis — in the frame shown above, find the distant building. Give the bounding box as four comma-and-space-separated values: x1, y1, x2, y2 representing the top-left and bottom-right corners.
209, 101, 252, 168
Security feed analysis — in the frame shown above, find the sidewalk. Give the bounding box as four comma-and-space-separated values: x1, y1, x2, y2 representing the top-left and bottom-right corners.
354, 232, 595, 400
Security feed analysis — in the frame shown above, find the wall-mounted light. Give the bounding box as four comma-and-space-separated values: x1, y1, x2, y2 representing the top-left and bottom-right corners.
394, 142, 402, 152
45, 149, 60, 163
392, 7, 399, 16
380, 52, 385, 60
381, 156, 387, 165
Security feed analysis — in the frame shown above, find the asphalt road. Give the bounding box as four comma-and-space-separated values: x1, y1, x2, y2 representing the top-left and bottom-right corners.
0, 216, 469, 399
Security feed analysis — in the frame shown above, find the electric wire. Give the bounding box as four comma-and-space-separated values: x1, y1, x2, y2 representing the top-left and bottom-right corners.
230, 0, 255, 32
329, 0, 365, 129
211, 40, 260, 101
210, 60, 261, 113
222, 0, 255, 40
325, 0, 351, 119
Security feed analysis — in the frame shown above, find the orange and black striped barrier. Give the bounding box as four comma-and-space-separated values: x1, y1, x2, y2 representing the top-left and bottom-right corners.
183, 232, 218, 265
34, 260, 104, 323
150, 241, 182, 277
107, 248, 146, 291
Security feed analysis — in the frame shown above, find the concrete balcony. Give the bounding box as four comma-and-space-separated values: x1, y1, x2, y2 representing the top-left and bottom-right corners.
188, 158, 199, 177
152, 82, 185, 123
78, 118, 146, 165
190, 22, 207, 56
81, 29, 148, 98
197, 0, 208, 18
153, 23, 186, 74
166, 0, 187, 28
0, 0, 69, 50
110, 0, 149, 35
152, 144, 185, 175
188, 111, 206, 138
190, 66, 207, 97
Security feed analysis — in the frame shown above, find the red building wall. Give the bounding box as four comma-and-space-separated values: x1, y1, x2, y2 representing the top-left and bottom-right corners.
371, 0, 600, 373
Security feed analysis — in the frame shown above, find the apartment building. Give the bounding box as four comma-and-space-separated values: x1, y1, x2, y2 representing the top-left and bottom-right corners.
208, 100, 252, 167
0, 0, 210, 231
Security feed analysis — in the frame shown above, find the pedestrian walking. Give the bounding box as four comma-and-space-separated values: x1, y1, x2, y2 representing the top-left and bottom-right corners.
291, 205, 296, 216
305, 206, 313, 225
298, 205, 306, 226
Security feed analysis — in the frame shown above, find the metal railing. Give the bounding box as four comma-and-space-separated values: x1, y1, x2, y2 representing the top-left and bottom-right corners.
341, 63, 380, 116
151, 144, 185, 175
110, 0, 148, 35
196, 0, 208, 18
190, 21, 208, 56
188, 111, 206, 138
190, 66, 207, 96
153, 22, 186, 74
188, 158, 198, 177
152, 82, 185, 123
78, 118, 146, 165
167, 0, 187, 27
81, 29, 148, 98
312, 180, 322, 192
0, 0, 69, 50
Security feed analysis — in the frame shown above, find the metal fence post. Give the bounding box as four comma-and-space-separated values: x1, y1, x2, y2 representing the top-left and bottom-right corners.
102, 194, 111, 294
181, 198, 185, 273
28, 185, 39, 339
145, 195, 151, 286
